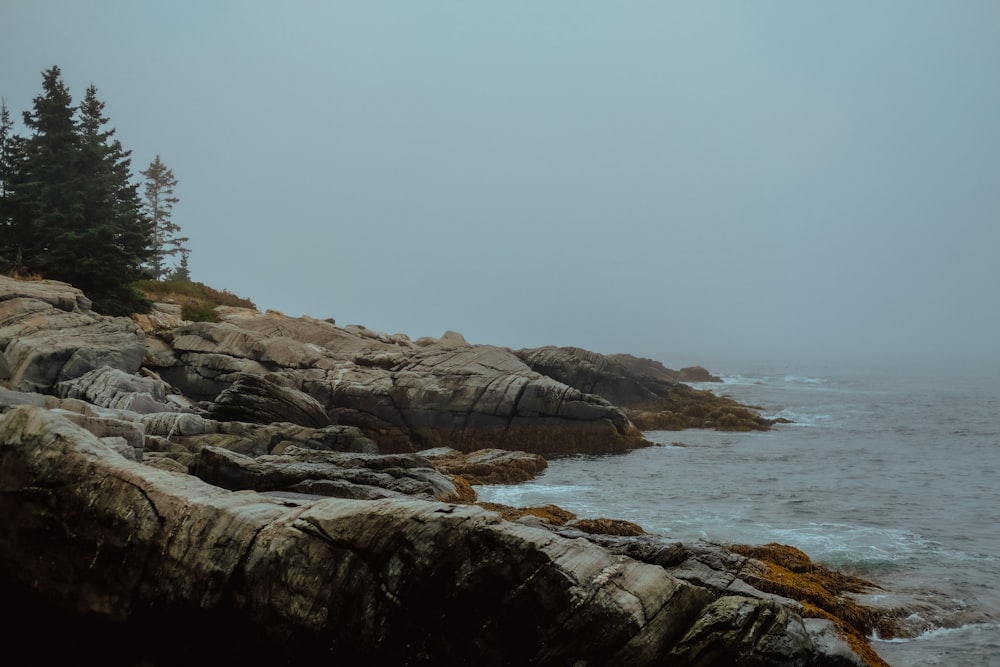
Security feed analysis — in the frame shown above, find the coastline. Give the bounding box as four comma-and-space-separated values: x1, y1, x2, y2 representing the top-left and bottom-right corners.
0, 274, 906, 664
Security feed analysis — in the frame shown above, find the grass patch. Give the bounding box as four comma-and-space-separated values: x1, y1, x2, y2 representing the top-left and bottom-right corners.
135, 279, 257, 314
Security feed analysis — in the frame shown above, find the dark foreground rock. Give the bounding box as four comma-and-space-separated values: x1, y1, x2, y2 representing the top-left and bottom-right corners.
0, 406, 888, 666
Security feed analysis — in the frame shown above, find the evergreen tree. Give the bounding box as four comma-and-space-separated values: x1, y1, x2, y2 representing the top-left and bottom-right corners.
168, 247, 192, 282
74, 84, 155, 313
0, 99, 22, 262
3, 67, 154, 314
141, 155, 188, 279
3, 66, 81, 275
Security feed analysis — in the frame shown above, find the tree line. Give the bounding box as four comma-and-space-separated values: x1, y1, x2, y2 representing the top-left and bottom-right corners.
0, 66, 189, 315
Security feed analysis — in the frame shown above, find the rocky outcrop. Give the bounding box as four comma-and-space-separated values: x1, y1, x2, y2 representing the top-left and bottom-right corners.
0, 278, 145, 393
55, 366, 196, 414
0, 276, 774, 453
678, 365, 723, 382
207, 372, 331, 428
0, 277, 653, 455
516, 346, 774, 431
143, 316, 649, 455
0, 405, 885, 665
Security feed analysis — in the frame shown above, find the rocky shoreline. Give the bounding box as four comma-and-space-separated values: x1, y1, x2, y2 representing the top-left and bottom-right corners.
0, 275, 915, 665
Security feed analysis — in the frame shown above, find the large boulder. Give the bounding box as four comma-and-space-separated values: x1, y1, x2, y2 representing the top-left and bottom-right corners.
0, 406, 879, 666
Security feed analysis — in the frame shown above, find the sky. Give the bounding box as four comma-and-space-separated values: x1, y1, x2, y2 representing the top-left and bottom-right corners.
2, 1, 999, 371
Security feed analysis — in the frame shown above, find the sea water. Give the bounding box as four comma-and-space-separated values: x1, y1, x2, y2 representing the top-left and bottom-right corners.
476, 360, 1000, 666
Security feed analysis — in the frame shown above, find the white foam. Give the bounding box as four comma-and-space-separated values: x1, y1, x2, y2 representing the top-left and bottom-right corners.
873, 622, 1000, 643
783, 375, 828, 384
767, 408, 832, 426
475, 483, 590, 507
754, 522, 938, 565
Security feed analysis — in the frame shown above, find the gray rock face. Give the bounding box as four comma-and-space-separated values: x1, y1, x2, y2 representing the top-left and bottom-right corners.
144, 315, 650, 455
0, 274, 92, 311
55, 366, 194, 414
516, 346, 776, 432
0, 282, 145, 393
192, 445, 463, 501
207, 372, 331, 428
517, 346, 684, 406
419, 446, 548, 484
0, 406, 872, 665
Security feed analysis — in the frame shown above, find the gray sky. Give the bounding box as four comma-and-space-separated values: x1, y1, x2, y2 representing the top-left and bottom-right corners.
3, 1, 999, 370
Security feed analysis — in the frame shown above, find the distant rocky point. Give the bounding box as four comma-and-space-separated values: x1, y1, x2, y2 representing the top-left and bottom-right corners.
1, 274, 909, 665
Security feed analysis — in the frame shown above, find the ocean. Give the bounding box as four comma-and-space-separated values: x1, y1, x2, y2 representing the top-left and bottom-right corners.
477, 360, 1000, 666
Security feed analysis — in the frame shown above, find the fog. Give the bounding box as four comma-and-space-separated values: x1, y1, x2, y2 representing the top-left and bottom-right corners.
3, 2, 998, 371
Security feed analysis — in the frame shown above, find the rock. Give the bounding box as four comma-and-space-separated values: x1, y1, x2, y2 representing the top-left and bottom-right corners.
517, 346, 680, 405
517, 346, 775, 432
147, 418, 379, 463
0, 405, 878, 665
679, 365, 723, 382
145, 314, 652, 455
0, 274, 92, 312
55, 366, 193, 414
0, 288, 146, 393
191, 445, 464, 501
418, 446, 548, 484
130, 304, 184, 334
567, 517, 647, 537
664, 595, 817, 665
207, 373, 331, 428
437, 329, 470, 348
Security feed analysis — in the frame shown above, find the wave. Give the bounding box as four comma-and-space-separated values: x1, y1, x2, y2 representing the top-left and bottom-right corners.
766, 408, 832, 426
710, 374, 830, 386
873, 622, 1000, 643
475, 483, 591, 508
755, 522, 946, 566
782, 375, 828, 385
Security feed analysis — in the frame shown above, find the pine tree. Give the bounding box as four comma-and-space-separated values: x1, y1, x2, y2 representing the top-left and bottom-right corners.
3, 67, 154, 314
141, 155, 188, 280
168, 248, 192, 282
73, 84, 154, 314
0, 99, 22, 266
4, 66, 82, 275
0, 100, 16, 199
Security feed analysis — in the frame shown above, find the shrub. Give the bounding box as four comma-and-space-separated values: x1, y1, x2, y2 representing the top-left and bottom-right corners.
181, 301, 219, 322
